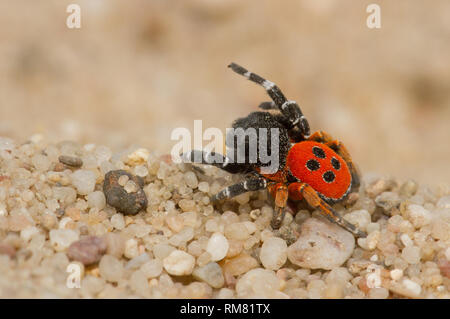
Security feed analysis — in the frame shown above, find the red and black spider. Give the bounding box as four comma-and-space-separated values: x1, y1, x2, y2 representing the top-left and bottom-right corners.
184, 63, 366, 237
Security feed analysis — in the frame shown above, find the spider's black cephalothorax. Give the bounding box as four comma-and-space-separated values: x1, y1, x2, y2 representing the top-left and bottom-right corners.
227, 111, 290, 172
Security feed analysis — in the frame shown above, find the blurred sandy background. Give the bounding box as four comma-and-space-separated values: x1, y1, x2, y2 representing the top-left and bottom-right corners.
0, 0, 449, 186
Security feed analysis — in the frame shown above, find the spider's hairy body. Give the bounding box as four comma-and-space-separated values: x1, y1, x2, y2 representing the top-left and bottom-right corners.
182, 63, 366, 237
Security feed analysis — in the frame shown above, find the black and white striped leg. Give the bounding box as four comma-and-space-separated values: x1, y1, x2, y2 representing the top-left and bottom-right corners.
211, 177, 267, 202
228, 62, 310, 137
181, 150, 249, 174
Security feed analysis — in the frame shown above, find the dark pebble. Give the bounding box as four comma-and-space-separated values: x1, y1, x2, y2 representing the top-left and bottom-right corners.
58, 155, 83, 168
103, 170, 147, 215
67, 236, 107, 266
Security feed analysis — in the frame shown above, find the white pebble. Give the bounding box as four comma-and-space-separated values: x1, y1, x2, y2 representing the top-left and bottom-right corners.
118, 175, 129, 186
124, 180, 138, 193
87, 191, 106, 210
366, 230, 380, 250
235, 268, 281, 298
99, 255, 124, 283
126, 253, 150, 270
198, 182, 209, 193
206, 232, 229, 261
153, 243, 176, 260
32, 154, 51, 171
366, 269, 382, 288
184, 171, 198, 189
52, 187, 77, 205
401, 246, 421, 264
135, 165, 149, 177
94, 146, 112, 164
181, 211, 198, 227
163, 250, 195, 276
192, 262, 224, 288
407, 204, 432, 228
205, 218, 220, 233
169, 227, 194, 247
402, 278, 422, 296
49, 229, 79, 251
287, 218, 355, 270
111, 214, 125, 230
127, 148, 149, 165
390, 269, 404, 281
71, 170, 96, 195
400, 233, 414, 247
124, 238, 139, 259
242, 221, 257, 235
20, 226, 39, 242
224, 222, 250, 240
59, 217, 73, 229
260, 237, 287, 270
140, 259, 163, 278
343, 209, 371, 231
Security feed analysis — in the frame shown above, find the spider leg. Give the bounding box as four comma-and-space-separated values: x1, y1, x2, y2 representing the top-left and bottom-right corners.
211, 176, 267, 202
267, 183, 289, 229
291, 182, 366, 237
229, 63, 310, 137
181, 150, 250, 174
308, 131, 361, 191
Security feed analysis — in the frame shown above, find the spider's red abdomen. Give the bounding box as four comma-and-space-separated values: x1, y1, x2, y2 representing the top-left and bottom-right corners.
287, 141, 351, 201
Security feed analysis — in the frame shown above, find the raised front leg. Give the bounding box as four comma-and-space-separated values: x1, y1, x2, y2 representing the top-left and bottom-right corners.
229, 63, 310, 138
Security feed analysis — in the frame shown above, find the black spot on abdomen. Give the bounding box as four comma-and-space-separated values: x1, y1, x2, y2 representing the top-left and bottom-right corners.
331, 157, 341, 170
323, 170, 335, 183
306, 159, 320, 171
312, 146, 326, 159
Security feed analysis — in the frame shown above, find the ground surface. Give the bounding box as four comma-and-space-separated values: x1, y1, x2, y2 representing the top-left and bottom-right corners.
0, 137, 448, 298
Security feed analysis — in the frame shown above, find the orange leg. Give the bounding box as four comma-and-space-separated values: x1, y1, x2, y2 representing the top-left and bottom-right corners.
290, 182, 367, 237
268, 183, 289, 229
308, 131, 361, 191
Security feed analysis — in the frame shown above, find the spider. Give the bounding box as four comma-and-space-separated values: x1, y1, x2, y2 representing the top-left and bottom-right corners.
183, 63, 366, 237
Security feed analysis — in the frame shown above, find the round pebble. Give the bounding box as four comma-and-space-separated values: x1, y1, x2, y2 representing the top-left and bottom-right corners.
402, 246, 421, 264
49, 229, 79, 252
140, 259, 163, 278
59, 155, 83, 168
260, 237, 287, 270
235, 268, 281, 298
103, 170, 147, 215
206, 232, 229, 261
71, 170, 96, 195
163, 250, 195, 276
287, 218, 355, 270
193, 262, 224, 288
87, 191, 106, 210
67, 236, 107, 265
99, 255, 124, 283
